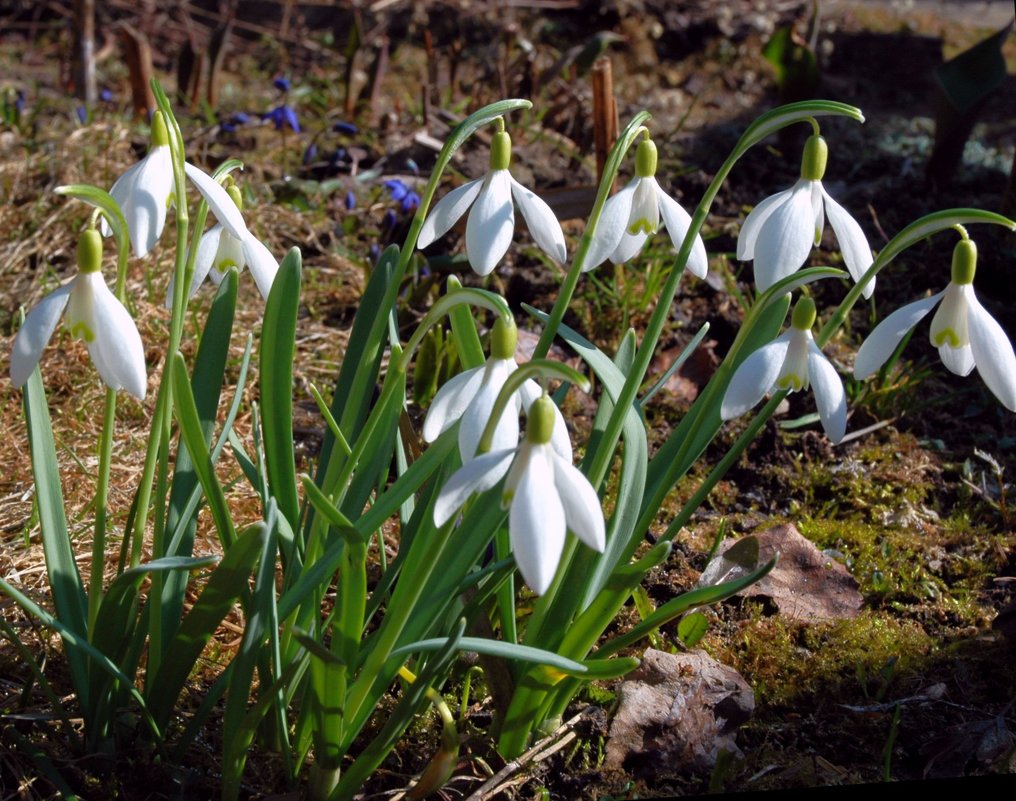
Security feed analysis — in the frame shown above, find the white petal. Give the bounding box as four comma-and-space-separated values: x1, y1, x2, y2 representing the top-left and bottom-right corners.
509, 444, 565, 595
510, 177, 566, 263
459, 359, 519, 460
823, 188, 874, 298
753, 179, 816, 292
10, 282, 73, 388
552, 454, 605, 553
422, 366, 486, 443
609, 227, 649, 265
166, 224, 222, 307
583, 182, 634, 272
657, 185, 708, 278
79, 273, 147, 398
721, 334, 792, 420
465, 171, 514, 275
241, 234, 279, 299
183, 162, 248, 241
736, 187, 793, 261
939, 344, 975, 376
112, 146, 174, 258
853, 292, 945, 379
967, 288, 1016, 410
807, 342, 846, 443
433, 448, 515, 527
417, 177, 483, 248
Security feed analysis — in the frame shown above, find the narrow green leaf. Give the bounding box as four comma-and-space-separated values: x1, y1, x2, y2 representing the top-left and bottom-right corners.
446, 276, 485, 369
678, 612, 709, 647
260, 247, 303, 533
389, 637, 588, 675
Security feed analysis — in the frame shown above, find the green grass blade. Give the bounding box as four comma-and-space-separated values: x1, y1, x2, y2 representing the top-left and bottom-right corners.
260, 247, 303, 534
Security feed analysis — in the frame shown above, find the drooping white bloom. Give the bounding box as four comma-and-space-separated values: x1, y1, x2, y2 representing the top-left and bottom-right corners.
10, 229, 146, 399
417, 120, 566, 276
737, 134, 873, 297
165, 179, 279, 304
434, 395, 605, 595
102, 110, 174, 259
853, 237, 1016, 411
584, 136, 708, 277
721, 296, 847, 442
422, 318, 570, 461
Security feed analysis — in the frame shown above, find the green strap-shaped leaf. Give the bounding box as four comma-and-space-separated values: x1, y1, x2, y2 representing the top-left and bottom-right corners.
260, 247, 303, 534
389, 636, 588, 675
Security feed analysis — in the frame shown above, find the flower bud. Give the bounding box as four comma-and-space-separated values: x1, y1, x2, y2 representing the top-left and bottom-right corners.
526, 395, 557, 445
226, 182, 243, 212
635, 136, 658, 179
77, 228, 103, 274
800, 134, 828, 182
791, 296, 817, 331
950, 237, 976, 285
490, 316, 518, 360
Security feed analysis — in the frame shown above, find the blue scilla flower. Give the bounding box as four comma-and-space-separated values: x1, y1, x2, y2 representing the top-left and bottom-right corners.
345, 191, 356, 210
384, 179, 409, 202
273, 76, 291, 92
333, 121, 358, 135
401, 191, 421, 213
303, 143, 318, 165
263, 105, 300, 133
99, 87, 113, 103
76, 105, 88, 124
381, 208, 397, 231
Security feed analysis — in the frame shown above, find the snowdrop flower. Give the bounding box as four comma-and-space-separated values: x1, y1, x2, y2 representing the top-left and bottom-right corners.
422, 317, 569, 461
584, 134, 708, 277
11, 228, 146, 399
166, 178, 278, 304
102, 110, 174, 258
721, 296, 847, 442
417, 118, 566, 275
737, 133, 873, 297
854, 236, 1016, 411
434, 395, 604, 594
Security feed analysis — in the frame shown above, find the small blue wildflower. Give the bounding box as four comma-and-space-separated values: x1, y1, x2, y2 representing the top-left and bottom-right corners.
99, 87, 113, 103
15, 90, 25, 113
263, 104, 300, 133
384, 178, 408, 202
381, 208, 397, 231
329, 147, 348, 168
369, 243, 381, 263
75, 105, 87, 124
303, 143, 318, 165
345, 190, 356, 210
231, 111, 251, 125
333, 121, 358, 135
221, 122, 237, 133
273, 76, 291, 92
401, 191, 421, 213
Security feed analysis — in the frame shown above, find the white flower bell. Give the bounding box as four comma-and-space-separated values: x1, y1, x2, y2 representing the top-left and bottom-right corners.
417, 118, 566, 276
737, 133, 873, 297
166, 178, 279, 304
102, 110, 174, 259
422, 317, 569, 461
10, 228, 147, 399
434, 395, 605, 595
584, 134, 708, 277
854, 236, 1016, 411
721, 296, 847, 442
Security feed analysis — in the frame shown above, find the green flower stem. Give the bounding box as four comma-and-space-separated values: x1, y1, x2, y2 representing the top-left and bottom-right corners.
531, 112, 651, 360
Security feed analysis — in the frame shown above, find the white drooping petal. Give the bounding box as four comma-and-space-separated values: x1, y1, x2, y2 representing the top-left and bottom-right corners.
721, 333, 792, 420
736, 186, 793, 261
458, 359, 519, 460
183, 224, 224, 302
82, 273, 147, 399
465, 170, 514, 275
583, 182, 635, 272
609, 226, 649, 265
183, 162, 248, 241
752, 179, 816, 292
853, 291, 945, 379
519, 380, 572, 461
241, 233, 279, 299
627, 177, 660, 235
939, 343, 975, 376
433, 448, 515, 527
807, 341, 847, 443
422, 366, 486, 443
552, 454, 605, 553
822, 188, 874, 298
10, 282, 74, 388
417, 177, 483, 248
110, 145, 174, 258
657, 185, 708, 278
510, 176, 566, 263
966, 287, 1016, 410
509, 444, 565, 595
101, 157, 143, 237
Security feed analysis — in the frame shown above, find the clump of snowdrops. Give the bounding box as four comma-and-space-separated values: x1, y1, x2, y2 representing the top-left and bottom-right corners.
5, 79, 1014, 800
